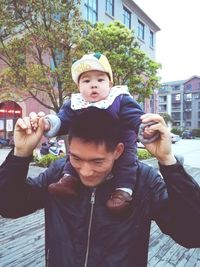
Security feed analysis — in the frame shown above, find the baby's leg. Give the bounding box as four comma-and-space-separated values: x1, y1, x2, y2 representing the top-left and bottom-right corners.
106, 132, 138, 214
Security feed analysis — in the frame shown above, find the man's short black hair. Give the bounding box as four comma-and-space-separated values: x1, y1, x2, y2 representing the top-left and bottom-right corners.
68, 108, 122, 152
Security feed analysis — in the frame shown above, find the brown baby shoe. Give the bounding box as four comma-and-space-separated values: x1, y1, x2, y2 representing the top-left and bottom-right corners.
48, 175, 79, 197
106, 189, 132, 214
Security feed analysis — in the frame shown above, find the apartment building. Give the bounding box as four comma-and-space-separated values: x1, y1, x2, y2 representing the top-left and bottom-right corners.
81, 0, 160, 60
156, 76, 200, 130
0, 1, 160, 138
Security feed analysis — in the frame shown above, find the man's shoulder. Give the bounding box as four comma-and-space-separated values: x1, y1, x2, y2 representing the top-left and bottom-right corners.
137, 161, 156, 174
45, 157, 66, 183
137, 161, 163, 183
49, 157, 66, 171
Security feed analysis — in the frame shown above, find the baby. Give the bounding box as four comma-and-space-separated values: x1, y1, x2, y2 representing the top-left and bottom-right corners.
32, 52, 158, 214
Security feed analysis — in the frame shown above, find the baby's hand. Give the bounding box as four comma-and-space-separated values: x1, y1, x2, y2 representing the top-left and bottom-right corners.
29, 112, 50, 132
138, 119, 160, 144
143, 125, 155, 138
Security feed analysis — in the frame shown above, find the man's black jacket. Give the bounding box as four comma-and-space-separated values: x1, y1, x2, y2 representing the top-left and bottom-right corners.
0, 153, 200, 267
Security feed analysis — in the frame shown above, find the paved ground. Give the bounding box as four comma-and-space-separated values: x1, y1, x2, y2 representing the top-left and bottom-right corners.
0, 148, 200, 266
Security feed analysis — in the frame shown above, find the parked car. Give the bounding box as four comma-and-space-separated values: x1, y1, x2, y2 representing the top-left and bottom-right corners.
0, 138, 10, 148
170, 133, 180, 144
40, 139, 66, 157
182, 130, 194, 139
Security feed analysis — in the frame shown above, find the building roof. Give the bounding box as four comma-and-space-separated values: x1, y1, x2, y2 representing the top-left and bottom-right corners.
183, 75, 200, 84
128, 0, 161, 32
162, 80, 186, 86
161, 75, 200, 86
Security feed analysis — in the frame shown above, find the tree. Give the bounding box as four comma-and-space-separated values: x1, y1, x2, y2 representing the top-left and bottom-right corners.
0, 0, 85, 112
159, 112, 173, 125
79, 21, 161, 101
0, 3, 161, 112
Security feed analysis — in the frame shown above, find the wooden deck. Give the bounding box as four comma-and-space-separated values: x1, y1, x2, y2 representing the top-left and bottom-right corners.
0, 210, 200, 267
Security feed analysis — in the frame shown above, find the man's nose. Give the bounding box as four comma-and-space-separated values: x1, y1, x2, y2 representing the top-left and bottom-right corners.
80, 163, 93, 177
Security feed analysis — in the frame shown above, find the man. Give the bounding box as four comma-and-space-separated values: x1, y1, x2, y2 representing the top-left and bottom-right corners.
0, 108, 200, 267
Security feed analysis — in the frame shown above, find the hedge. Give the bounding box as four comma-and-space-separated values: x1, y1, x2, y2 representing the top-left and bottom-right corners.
34, 148, 152, 168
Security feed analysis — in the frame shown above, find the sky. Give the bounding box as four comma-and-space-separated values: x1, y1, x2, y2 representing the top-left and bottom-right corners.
134, 0, 200, 82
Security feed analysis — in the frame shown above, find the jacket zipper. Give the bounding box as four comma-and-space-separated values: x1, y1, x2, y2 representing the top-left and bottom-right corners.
84, 188, 96, 267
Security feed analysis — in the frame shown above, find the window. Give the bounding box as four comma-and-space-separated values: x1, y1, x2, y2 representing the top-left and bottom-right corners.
53, 13, 61, 21
172, 103, 181, 110
123, 6, 131, 29
171, 112, 181, 120
0, 101, 22, 119
185, 84, 192, 91
159, 95, 167, 103
149, 30, 154, 47
175, 94, 180, 101
50, 50, 64, 69
173, 85, 180, 90
185, 93, 192, 101
138, 20, 145, 40
184, 102, 192, 111
84, 0, 97, 24
106, 0, 114, 16
185, 112, 191, 120
158, 105, 167, 112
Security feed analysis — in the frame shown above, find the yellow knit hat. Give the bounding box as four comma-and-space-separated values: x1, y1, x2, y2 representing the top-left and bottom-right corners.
71, 52, 113, 84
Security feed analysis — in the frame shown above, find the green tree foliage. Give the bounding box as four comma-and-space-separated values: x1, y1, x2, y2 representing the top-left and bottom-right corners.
171, 127, 182, 136
79, 21, 161, 101
0, 2, 161, 111
159, 112, 173, 125
0, 0, 84, 112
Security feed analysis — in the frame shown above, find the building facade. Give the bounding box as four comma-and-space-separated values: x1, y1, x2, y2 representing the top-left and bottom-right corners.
156, 76, 200, 130
81, 0, 160, 60
0, 0, 160, 139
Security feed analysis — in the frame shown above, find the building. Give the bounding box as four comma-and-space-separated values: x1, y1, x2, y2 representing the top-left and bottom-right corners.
157, 75, 200, 130
82, 0, 160, 59
0, 0, 160, 139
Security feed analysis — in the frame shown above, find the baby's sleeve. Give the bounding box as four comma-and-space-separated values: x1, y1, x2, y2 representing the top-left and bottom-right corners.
44, 114, 61, 138
119, 95, 145, 133
44, 100, 76, 137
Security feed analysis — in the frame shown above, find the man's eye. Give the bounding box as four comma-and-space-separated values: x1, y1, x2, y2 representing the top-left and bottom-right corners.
94, 160, 103, 164
71, 156, 80, 161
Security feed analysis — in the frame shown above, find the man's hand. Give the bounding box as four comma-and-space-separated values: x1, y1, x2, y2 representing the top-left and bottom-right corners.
140, 114, 177, 165
14, 116, 45, 157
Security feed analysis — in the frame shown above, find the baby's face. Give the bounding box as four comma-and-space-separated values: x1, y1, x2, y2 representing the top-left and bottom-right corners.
78, 70, 112, 102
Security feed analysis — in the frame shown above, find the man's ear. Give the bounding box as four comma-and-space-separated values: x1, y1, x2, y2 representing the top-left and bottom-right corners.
113, 143, 124, 160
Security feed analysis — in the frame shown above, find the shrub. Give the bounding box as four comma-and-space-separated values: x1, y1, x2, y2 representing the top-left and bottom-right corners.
171, 128, 182, 136
137, 148, 152, 160
34, 149, 152, 168
34, 153, 65, 167
192, 128, 200, 137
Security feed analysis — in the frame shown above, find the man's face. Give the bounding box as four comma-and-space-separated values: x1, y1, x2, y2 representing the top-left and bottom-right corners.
69, 137, 124, 187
